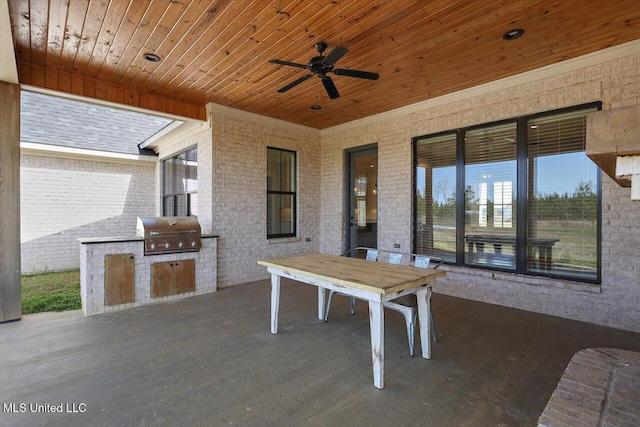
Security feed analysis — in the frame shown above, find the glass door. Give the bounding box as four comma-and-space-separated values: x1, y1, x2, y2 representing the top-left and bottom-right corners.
347, 146, 378, 255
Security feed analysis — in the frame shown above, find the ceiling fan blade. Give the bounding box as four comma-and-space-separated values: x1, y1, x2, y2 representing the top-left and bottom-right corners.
269, 59, 308, 69
322, 76, 340, 99
322, 45, 348, 66
277, 74, 313, 93
333, 68, 379, 80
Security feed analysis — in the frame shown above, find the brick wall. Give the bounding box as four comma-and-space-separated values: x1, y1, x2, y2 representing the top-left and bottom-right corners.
20, 153, 157, 273
210, 109, 321, 287
160, 107, 321, 287
320, 51, 640, 332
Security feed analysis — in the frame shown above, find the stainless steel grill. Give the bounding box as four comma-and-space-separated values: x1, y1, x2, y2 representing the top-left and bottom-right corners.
136, 217, 202, 255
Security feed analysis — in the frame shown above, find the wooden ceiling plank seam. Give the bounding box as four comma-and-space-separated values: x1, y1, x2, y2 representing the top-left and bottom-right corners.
57, 0, 91, 73
116, 0, 221, 87
102, 0, 185, 83
205, 0, 412, 99
177, 0, 315, 95
94, 0, 161, 81
83, 0, 142, 78
71, 0, 110, 75
160, 0, 291, 96
130, 0, 240, 93
218, 1, 402, 102
7, 0, 32, 63
28, 0, 50, 66
44, 0, 70, 70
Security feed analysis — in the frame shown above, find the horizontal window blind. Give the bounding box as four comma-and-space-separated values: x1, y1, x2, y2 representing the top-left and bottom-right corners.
464, 122, 517, 270
415, 132, 457, 262
527, 107, 598, 280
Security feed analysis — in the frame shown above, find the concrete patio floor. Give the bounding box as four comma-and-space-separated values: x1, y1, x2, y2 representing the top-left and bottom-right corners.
1, 279, 639, 427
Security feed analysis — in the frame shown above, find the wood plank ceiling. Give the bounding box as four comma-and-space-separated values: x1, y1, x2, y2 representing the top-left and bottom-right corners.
7, 0, 640, 129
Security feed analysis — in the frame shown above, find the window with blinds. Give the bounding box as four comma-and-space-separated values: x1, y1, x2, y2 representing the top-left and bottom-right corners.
162, 146, 198, 217
412, 103, 600, 283
527, 107, 599, 280
415, 132, 457, 262
267, 147, 296, 238
465, 122, 517, 270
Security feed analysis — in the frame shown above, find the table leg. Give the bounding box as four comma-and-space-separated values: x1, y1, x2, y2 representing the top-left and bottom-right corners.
417, 286, 432, 359
368, 300, 385, 389
270, 274, 280, 334
317, 287, 326, 320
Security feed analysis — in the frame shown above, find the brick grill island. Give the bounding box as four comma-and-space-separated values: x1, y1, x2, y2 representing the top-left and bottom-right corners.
79, 217, 218, 316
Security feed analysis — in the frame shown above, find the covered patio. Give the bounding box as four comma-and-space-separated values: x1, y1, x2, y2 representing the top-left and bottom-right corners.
2, 279, 639, 426
2, 1, 640, 425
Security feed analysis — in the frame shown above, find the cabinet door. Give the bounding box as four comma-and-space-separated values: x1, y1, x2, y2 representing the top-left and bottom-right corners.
105, 254, 135, 306
173, 259, 196, 295
151, 261, 173, 298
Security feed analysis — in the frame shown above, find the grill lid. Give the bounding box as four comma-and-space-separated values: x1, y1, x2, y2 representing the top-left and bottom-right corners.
136, 217, 201, 254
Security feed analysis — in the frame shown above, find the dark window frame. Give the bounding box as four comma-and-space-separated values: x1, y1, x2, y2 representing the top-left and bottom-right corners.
267, 147, 297, 239
413, 102, 602, 284
162, 146, 198, 217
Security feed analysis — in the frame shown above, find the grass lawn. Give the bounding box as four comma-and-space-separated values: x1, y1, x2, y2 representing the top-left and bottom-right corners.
21, 269, 81, 314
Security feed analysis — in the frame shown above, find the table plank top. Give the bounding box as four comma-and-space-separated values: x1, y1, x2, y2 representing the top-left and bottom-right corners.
258, 254, 446, 295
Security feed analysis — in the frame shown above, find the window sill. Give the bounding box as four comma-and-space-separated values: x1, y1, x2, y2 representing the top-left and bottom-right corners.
268, 237, 301, 244
441, 264, 601, 293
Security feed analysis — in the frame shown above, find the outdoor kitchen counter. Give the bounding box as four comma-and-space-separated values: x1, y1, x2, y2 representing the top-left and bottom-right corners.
78, 234, 219, 244
79, 234, 218, 316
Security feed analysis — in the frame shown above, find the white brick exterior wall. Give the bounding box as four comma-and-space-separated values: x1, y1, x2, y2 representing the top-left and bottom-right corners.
320, 50, 640, 332
20, 152, 158, 273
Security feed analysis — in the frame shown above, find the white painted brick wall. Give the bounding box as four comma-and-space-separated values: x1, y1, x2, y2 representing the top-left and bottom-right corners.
20, 154, 157, 273
320, 53, 640, 332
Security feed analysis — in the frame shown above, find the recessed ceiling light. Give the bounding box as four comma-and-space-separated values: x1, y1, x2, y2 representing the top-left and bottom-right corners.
143, 53, 161, 62
503, 29, 524, 40
311, 105, 322, 110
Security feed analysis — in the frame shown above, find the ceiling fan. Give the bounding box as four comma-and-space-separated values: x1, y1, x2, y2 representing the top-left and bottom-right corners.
268, 42, 379, 99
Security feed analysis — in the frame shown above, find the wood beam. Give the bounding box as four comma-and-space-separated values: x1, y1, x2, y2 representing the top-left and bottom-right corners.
586, 105, 640, 188
17, 63, 207, 121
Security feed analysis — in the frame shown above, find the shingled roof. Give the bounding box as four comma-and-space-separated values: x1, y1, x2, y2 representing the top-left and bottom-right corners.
20, 91, 173, 155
